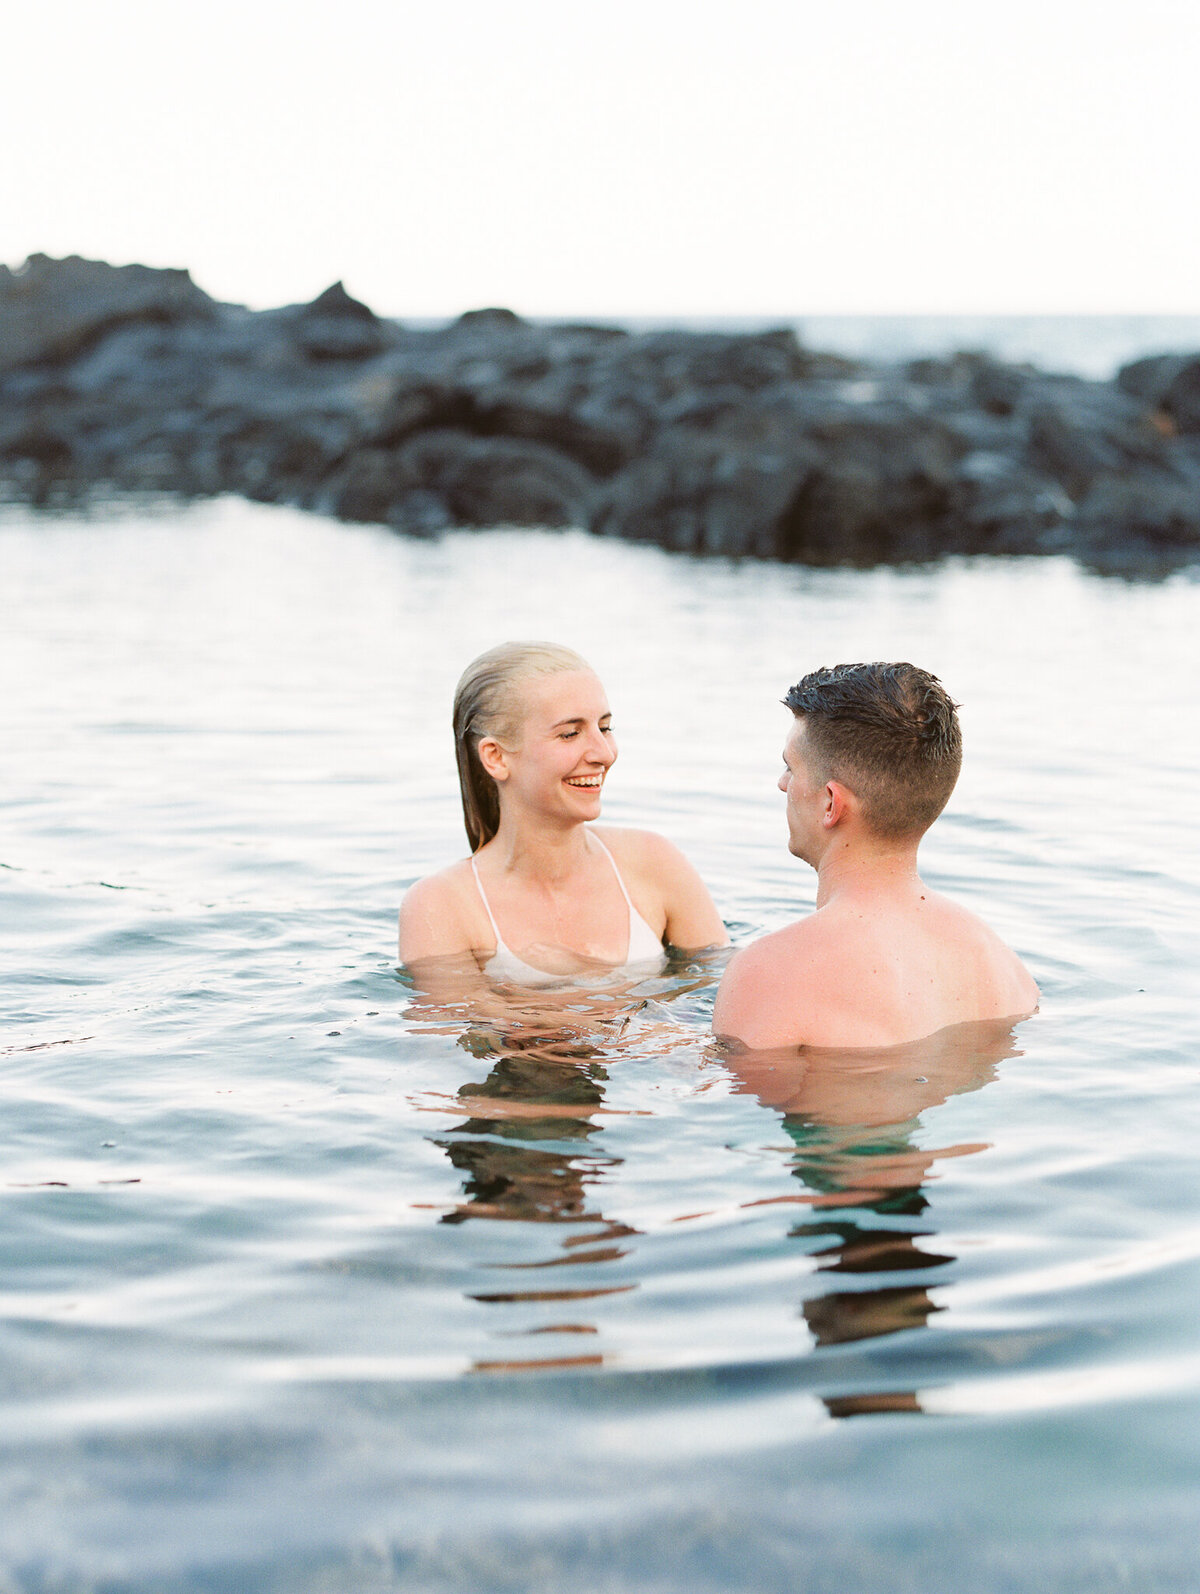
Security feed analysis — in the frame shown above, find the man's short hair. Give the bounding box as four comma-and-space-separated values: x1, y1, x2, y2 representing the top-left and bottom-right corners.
784, 662, 962, 838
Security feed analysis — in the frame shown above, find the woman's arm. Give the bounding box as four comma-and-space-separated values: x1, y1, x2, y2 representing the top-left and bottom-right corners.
662, 842, 730, 949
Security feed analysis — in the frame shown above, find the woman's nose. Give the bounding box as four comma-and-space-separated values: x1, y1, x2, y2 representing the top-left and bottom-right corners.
588, 728, 615, 764
777, 771, 788, 793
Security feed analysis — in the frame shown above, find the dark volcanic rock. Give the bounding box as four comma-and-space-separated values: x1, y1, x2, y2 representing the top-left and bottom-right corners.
1024, 381, 1170, 498
1116, 353, 1192, 409
467, 391, 639, 477
1074, 468, 1200, 550
595, 429, 819, 557
322, 430, 594, 530
1116, 351, 1200, 435
0, 254, 214, 374
776, 408, 966, 564
454, 307, 527, 330
946, 452, 1072, 555
3, 254, 1200, 576
1160, 360, 1200, 434
287, 281, 390, 362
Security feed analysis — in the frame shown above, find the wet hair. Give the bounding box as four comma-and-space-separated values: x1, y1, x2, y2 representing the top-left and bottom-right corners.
453, 641, 593, 852
783, 662, 962, 838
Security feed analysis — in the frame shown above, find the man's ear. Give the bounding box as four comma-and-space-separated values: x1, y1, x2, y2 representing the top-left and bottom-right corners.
823, 780, 851, 828
477, 737, 510, 782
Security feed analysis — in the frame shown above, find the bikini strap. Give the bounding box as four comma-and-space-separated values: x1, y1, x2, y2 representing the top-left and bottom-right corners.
469, 854, 504, 945
589, 832, 636, 913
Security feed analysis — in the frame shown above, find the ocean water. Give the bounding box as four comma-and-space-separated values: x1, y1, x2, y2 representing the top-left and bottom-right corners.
797, 314, 1200, 380
3, 497, 1200, 1592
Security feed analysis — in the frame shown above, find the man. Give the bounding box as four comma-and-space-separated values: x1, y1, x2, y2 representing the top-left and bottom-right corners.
713, 662, 1038, 1051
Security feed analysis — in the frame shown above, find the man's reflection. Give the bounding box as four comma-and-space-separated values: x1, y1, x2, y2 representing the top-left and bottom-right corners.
723, 1018, 1022, 1418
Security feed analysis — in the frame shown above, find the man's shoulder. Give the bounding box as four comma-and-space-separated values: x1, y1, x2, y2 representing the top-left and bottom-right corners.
923, 890, 1037, 975
712, 914, 833, 1048
922, 890, 996, 934
926, 892, 1040, 1004
726, 914, 829, 975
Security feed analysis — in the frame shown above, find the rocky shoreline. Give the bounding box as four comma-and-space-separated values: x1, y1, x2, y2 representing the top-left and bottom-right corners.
3, 254, 1199, 575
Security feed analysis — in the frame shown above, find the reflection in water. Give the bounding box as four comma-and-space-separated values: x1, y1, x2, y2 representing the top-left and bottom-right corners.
723, 1019, 1023, 1418
406, 952, 722, 1370
433, 1032, 638, 1372
436, 1055, 615, 1227
413, 973, 1027, 1394
791, 1169, 951, 1417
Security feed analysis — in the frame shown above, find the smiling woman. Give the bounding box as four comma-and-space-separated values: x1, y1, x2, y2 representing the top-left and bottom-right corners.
398, 640, 728, 988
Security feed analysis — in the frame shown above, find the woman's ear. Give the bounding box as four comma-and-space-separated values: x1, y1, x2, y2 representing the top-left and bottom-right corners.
477, 737, 509, 782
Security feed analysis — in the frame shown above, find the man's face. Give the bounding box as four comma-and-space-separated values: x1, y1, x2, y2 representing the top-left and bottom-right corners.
778, 718, 824, 862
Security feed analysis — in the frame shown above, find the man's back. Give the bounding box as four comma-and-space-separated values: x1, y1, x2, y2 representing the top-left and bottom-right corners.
713, 885, 1038, 1051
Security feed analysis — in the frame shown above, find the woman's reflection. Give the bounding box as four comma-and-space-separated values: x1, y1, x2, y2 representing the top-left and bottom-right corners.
436, 1050, 620, 1229
429, 1023, 640, 1372
723, 1017, 1023, 1417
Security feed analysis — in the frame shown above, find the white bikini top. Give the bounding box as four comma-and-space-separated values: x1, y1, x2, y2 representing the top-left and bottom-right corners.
470, 833, 667, 987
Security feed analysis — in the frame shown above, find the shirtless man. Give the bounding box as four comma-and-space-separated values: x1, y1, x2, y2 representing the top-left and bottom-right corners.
713, 662, 1038, 1051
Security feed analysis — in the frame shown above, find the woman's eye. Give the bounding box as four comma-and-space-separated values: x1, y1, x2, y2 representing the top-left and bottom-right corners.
560, 730, 579, 740
601, 724, 614, 734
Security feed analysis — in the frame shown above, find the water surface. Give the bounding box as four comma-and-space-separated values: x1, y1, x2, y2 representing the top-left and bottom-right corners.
3, 499, 1199, 1591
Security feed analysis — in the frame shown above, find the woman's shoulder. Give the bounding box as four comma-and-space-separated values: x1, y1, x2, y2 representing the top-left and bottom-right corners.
592, 824, 728, 950
590, 825, 696, 879
398, 858, 482, 959
401, 856, 477, 904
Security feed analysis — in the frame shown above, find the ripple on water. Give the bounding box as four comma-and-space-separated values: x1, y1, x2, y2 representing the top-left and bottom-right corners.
2, 506, 1200, 1589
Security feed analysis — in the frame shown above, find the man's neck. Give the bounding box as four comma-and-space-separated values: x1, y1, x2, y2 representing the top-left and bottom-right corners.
812, 834, 924, 909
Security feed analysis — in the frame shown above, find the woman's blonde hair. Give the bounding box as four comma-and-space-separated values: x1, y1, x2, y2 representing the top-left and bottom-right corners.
453, 641, 593, 852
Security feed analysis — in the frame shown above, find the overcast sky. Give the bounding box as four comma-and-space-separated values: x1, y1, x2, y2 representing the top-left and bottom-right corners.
3, 0, 1198, 317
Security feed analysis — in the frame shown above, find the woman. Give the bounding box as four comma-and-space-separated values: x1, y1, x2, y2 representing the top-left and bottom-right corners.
399, 641, 728, 984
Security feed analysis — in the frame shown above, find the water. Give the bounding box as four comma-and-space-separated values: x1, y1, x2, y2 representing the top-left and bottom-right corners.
797, 314, 1200, 381
3, 497, 1200, 1592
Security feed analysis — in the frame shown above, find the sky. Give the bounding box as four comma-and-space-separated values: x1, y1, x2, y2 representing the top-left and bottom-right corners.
3, 0, 1199, 318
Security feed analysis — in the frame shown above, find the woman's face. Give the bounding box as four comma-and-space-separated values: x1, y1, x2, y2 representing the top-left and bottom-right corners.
492, 670, 617, 823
